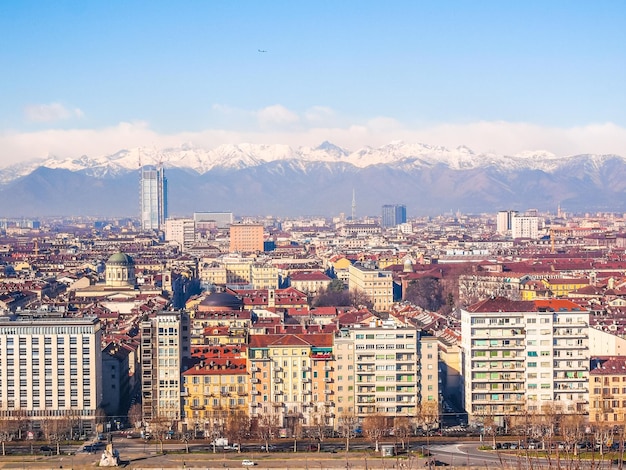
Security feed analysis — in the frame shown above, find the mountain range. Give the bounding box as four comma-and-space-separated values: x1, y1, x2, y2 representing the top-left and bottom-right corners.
0, 141, 625, 218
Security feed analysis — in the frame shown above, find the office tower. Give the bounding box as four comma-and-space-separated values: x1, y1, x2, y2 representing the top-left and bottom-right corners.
381, 204, 407, 228
229, 223, 264, 253
351, 189, 356, 221
140, 166, 168, 231
461, 298, 589, 427
0, 312, 102, 434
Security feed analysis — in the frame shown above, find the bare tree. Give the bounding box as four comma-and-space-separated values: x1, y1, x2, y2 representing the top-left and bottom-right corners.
337, 412, 358, 452
257, 413, 280, 452
309, 406, 329, 452
0, 418, 10, 456
149, 414, 173, 454
11, 410, 30, 440
362, 413, 387, 452
225, 411, 250, 453
394, 417, 412, 450
128, 403, 143, 430
561, 413, 585, 458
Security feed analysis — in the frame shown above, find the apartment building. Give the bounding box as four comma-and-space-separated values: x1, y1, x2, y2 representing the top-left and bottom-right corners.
0, 311, 102, 434
248, 333, 335, 435
589, 357, 626, 425
182, 349, 249, 438
348, 264, 394, 312
461, 298, 590, 427
141, 311, 190, 431
347, 321, 439, 422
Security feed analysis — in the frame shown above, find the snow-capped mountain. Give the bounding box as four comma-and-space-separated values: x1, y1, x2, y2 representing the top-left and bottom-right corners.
0, 141, 624, 217
2, 141, 620, 182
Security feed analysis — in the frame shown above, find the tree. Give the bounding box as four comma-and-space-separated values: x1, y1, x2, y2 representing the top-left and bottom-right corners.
312, 286, 352, 308
149, 414, 173, 454
405, 277, 444, 312
417, 402, 440, 455
561, 413, 585, 457
362, 413, 387, 452
225, 411, 250, 453
257, 413, 280, 452
309, 407, 329, 452
393, 417, 412, 450
337, 412, 358, 452
128, 403, 143, 430
349, 288, 373, 310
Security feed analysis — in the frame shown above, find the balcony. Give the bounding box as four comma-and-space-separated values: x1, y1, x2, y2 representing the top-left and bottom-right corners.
272, 402, 284, 407
324, 365, 333, 371
324, 378, 333, 383
324, 390, 333, 395
190, 405, 204, 410
324, 401, 335, 407
274, 366, 283, 372
274, 378, 283, 384
251, 378, 260, 384
251, 366, 259, 372
303, 390, 311, 395
251, 390, 260, 395
302, 378, 311, 383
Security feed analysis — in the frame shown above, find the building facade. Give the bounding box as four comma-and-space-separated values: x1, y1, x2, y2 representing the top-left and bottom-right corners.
229, 224, 264, 253
348, 323, 439, 422
348, 264, 394, 312
0, 312, 102, 434
461, 298, 590, 427
141, 311, 189, 431
164, 218, 196, 251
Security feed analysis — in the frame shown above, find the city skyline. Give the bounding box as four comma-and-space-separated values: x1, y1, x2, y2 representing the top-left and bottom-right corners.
0, 1, 625, 166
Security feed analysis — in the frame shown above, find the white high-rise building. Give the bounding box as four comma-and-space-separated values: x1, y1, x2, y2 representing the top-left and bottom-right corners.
461, 298, 589, 427
496, 210, 518, 235
140, 166, 168, 231
0, 312, 102, 434
511, 214, 539, 239
141, 311, 189, 430
164, 218, 196, 251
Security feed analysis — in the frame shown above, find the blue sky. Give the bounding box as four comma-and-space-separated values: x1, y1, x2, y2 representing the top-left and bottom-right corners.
1, 0, 625, 164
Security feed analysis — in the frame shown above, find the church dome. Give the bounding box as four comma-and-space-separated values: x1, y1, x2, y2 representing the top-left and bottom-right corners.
200, 292, 244, 310
107, 252, 134, 265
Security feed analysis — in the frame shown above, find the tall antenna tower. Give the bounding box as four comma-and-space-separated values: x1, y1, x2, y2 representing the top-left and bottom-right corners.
351, 188, 356, 221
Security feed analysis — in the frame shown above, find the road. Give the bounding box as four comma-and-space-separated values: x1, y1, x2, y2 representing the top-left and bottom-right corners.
0, 439, 621, 469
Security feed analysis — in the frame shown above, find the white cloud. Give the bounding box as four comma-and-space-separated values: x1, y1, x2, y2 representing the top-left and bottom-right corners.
23, 102, 84, 123
2, 104, 626, 167
256, 105, 300, 129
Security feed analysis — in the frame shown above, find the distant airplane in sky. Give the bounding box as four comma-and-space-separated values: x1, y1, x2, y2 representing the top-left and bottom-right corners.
258, 49, 267, 53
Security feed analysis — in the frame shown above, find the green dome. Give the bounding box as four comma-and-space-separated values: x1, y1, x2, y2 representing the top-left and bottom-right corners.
107, 252, 134, 265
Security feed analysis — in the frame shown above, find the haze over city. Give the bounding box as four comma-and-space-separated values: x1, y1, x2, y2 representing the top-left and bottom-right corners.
1, 1, 626, 167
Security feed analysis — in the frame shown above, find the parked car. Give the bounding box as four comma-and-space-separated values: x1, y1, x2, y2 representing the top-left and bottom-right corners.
242, 460, 256, 466
40, 446, 54, 456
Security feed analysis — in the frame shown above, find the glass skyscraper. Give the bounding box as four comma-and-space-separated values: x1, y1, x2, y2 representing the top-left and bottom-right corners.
140, 166, 168, 231
381, 204, 407, 228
